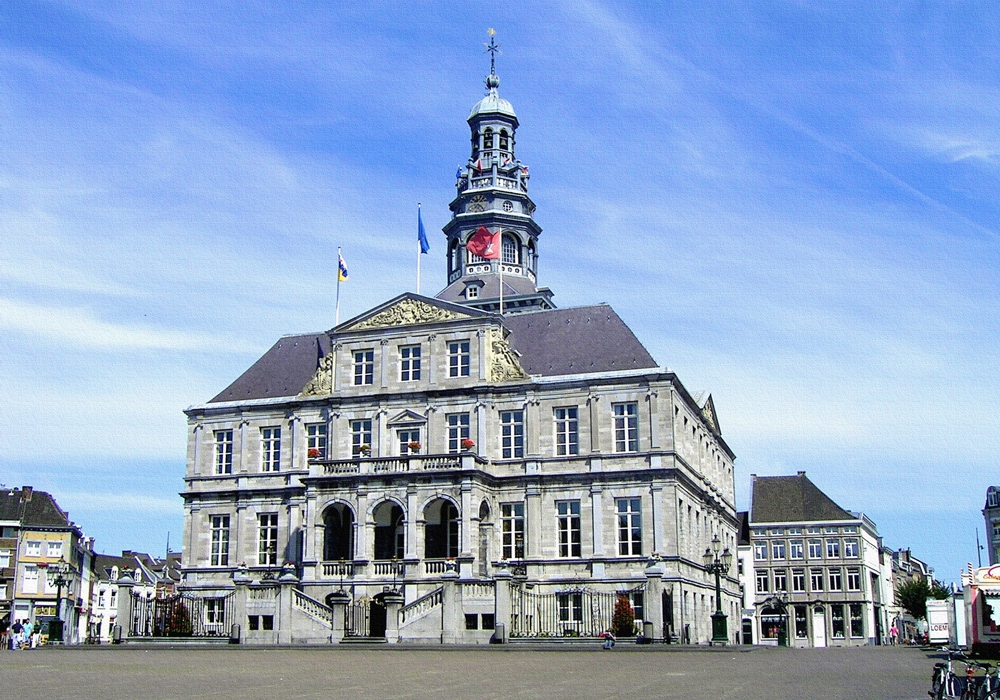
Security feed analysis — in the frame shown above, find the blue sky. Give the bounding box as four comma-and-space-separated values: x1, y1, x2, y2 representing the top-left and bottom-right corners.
1, 2, 998, 584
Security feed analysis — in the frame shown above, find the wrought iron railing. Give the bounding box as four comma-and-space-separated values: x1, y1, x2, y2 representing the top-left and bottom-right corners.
129, 590, 234, 637
509, 584, 645, 639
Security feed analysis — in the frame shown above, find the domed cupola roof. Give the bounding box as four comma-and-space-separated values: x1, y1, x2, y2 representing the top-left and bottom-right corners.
468, 74, 517, 121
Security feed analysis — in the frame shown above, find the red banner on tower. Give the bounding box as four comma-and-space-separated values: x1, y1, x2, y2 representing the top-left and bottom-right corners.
466, 226, 500, 259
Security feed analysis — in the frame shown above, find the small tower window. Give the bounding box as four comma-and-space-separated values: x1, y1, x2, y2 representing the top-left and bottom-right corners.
450, 240, 460, 274
499, 130, 509, 151
502, 200, 513, 212
483, 128, 494, 150
466, 286, 479, 299
502, 234, 520, 265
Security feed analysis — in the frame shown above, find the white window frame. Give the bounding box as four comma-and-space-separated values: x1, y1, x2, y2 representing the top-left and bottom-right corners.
826, 539, 840, 558
25, 541, 41, 557
399, 345, 422, 382
22, 565, 39, 594
554, 407, 579, 456
501, 503, 524, 560
448, 341, 471, 377
847, 567, 862, 591
353, 350, 374, 386
500, 410, 524, 459
447, 413, 470, 454
807, 539, 822, 558
844, 538, 859, 558
771, 540, 786, 560
753, 541, 767, 561
261, 427, 281, 472
214, 430, 234, 474
397, 428, 421, 455
612, 402, 638, 452
755, 569, 769, 593
789, 540, 804, 559
774, 569, 788, 592
0, 550, 9, 567
46, 541, 62, 558
828, 567, 843, 592
258, 513, 278, 566
616, 497, 642, 556
557, 501, 581, 558
810, 568, 824, 592
210, 515, 230, 567
792, 569, 806, 592
306, 423, 327, 459
351, 419, 372, 457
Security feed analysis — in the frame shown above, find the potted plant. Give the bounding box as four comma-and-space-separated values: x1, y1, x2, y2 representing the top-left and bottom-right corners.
307, 448, 322, 459
407, 441, 421, 452
460, 438, 476, 451
359, 443, 372, 456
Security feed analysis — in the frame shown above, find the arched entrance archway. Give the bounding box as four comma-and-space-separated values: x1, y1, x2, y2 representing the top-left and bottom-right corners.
370, 592, 389, 638
323, 503, 354, 561
424, 498, 459, 559
373, 501, 404, 560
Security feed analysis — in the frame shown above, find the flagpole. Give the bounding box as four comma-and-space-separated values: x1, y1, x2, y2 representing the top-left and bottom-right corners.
498, 231, 504, 315
336, 246, 342, 326
416, 203, 422, 295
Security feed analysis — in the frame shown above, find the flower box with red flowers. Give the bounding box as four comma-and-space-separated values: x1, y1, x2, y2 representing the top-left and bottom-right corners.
460, 439, 476, 450
307, 448, 322, 459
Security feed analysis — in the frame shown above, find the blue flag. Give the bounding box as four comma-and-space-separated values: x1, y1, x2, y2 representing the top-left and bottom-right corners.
418, 207, 430, 254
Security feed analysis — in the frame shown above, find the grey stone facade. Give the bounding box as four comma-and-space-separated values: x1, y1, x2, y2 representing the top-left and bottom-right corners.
178, 64, 739, 645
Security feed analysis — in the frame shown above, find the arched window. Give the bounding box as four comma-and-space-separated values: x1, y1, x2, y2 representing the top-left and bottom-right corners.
527, 242, 536, 271
450, 240, 460, 274
424, 498, 459, 559
471, 132, 479, 157
499, 129, 509, 151
502, 234, 520, 265
323, 504, 354, 561
373, 502, 404, 560
483, 128, 494, 150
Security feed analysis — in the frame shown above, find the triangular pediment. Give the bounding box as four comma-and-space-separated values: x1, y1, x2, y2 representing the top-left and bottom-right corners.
336, 294, 486, 333
386, 409, 427, 426
696, 392, 721, 436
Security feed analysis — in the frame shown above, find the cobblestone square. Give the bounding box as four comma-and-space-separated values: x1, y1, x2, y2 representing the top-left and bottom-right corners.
1, 645, 936, 700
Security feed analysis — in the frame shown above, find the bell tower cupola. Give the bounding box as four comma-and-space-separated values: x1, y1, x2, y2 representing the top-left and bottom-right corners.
435, 31, 555, 314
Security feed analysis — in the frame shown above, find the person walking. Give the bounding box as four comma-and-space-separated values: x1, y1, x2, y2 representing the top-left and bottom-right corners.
889, 624, 898, 645
22, 619, 33, 649
10, 619, 23, 650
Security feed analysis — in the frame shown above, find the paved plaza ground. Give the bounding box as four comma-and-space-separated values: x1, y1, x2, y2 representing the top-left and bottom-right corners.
1, 644, 938, 700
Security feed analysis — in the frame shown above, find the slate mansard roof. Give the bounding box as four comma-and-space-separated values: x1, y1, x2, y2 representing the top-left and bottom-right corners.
208, 302, 658, 404
749, 472, 855, 525
0, 487, 74, 529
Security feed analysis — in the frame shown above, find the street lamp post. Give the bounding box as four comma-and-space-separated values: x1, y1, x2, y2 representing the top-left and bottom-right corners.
43, 557, 72, 643
703, 534, 734, 646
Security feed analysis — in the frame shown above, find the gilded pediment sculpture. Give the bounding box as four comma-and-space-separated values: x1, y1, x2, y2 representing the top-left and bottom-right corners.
350, 299, 469, 331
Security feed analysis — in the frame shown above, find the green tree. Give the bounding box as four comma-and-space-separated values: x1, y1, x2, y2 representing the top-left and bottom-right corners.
612, 594, 635, 637
896, 579, 934, 620
930, 581, 952, 601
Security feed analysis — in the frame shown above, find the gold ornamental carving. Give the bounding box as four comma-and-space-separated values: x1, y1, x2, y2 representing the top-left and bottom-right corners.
488, 328, 528, 382
300, 354, 334, 397
351, 299, 468, 330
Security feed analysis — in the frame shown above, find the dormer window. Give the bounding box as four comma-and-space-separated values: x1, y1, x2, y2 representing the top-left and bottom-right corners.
483, 128, 494, 150
466, 286, 479, 299
499, 129, 509, 151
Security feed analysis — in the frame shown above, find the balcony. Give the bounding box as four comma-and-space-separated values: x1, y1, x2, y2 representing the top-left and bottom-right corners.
311, 453, 486, 478
458, 174, 528, 194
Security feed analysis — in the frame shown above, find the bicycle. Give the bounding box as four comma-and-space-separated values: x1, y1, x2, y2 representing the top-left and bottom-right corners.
931, 648, 971, 700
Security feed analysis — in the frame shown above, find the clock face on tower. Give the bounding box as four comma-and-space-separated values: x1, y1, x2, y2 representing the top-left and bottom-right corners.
502, 200, 513, 212
467, 195, 486, 213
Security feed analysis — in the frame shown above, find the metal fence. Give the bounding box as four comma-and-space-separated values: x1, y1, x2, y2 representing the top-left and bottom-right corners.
129, 590, 234, 638
344, 599, 370, 637
509, 585, 644, 638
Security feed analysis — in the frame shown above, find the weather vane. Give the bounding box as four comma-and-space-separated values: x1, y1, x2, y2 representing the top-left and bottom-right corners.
484, 28, 501, 75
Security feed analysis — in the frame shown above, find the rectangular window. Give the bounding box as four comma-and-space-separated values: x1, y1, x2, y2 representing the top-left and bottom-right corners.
399, 345, 422, 381
500, 410, 524, 459
46, 541, 62, 558
353, 350, 374, 385
25, 541, 40, 557
261, 427, 281, 471
262, 615, 273, 630
787, 528, 803, 535
447, 414, 470, 454
465, 613, 479, 630
205, 598, 226, 625
448, 341, 471, 377
248, 615, 259, 631
613, 403, 638, 452
481, 614, 495, 630
829, 568, 843, 592
810, 569, 824, 592
210, 515, 230, 566
771, 541, 786, 560
616, 498, 642, 556
794, 605, 809, 638
849, 603, 864, 637
351, 420, 372, 457
808, 539, 822, 558
847, 567, 862, 591
831, 603, 845, 638
0, 550, 9, 567
557, 592, 584, 623
774, 569, 788, 592
806, 527, 821, 534
755, 569, 769, 593
629, 591, 645, 624
258, 513, 278, 566
770, 528, 784, 536
214, 430, 234, 474
306, 423, 327, 459
826, 539, 840, 558
554, 407, 579, 456
824, 527, 839, 534
844, 538, 859, 558
753, 541, 767, 561
22, 565, 38, 594
557, 501, 582, 557
842, 526, 858, 533
501, 503, 525, 560
790, 540, 804, 559
397, 429, 421, 455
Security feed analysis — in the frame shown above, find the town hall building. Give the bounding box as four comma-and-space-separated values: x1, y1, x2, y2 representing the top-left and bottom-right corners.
172, 50, 741, 645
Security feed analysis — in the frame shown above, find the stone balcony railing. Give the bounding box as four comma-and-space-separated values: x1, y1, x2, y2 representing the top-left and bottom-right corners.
309, 453, 487, 478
